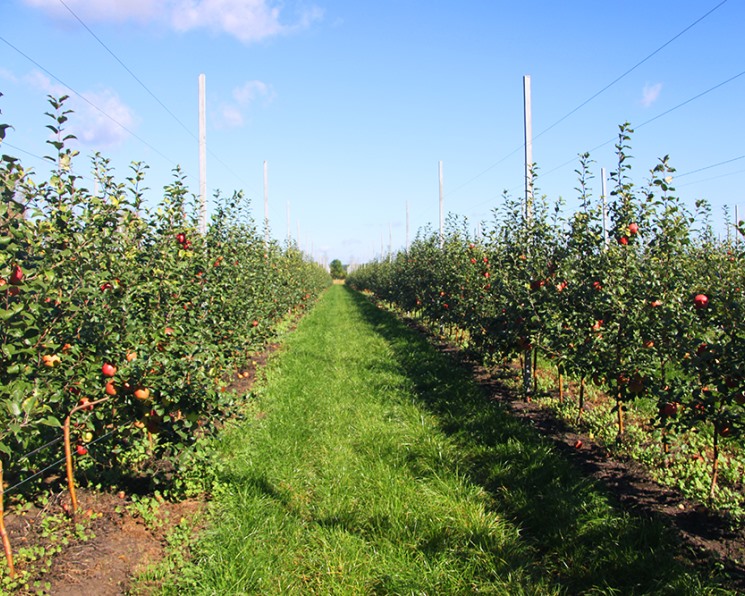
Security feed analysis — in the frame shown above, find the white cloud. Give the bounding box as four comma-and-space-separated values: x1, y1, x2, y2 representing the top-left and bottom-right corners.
641, 82, 663, 108
172, 0, 284, 42
20, 71, 136, 148
22, 0, 323, 43
0, 68, 19, 84
77, 88, 137, 147
219, 104, 245, 128
215, 80, 275, 128
233, 80, 276, 105
22, 0, 162, 24
23, 70, 69, 98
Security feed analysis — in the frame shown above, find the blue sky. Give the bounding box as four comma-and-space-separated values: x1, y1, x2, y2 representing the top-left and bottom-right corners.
1, 0, 743, 265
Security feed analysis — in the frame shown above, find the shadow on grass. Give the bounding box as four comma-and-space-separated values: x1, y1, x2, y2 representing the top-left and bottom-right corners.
345, 286, 731, 595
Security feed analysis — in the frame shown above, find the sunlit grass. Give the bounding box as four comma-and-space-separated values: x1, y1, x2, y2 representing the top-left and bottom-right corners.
150, 285, 731, 594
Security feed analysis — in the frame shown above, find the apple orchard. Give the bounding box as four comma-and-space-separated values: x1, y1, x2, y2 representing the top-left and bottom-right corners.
0, 97, 329, 522
348, 131, 745, 518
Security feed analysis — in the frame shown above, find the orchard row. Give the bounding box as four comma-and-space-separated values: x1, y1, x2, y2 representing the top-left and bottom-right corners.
347, 126, 745, 507
0, 96, 330, 498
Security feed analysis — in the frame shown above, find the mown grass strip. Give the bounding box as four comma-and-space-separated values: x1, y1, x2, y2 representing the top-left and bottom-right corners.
150, 285, 730, 595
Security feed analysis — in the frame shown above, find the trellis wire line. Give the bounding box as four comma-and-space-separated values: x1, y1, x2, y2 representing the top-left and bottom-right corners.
4, 427, 119, 496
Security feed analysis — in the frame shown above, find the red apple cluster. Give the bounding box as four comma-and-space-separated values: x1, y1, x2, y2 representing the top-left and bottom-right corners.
175, 232, 191, 250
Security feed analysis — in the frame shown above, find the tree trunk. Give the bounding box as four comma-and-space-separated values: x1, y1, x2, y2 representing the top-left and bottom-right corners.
577, 377, 586, 423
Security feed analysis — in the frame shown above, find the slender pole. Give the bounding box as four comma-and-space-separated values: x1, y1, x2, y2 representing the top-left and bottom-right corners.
522, 75, 533, 399
523, 75, 533, 224
439, 160, 444, 248
198, 73, 207, 235
601, 167, 609, 248
405, 201, 410, 253
263, 161, 269, 248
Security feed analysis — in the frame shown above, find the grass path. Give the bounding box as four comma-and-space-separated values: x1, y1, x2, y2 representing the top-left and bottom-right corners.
152, 285, 727, 594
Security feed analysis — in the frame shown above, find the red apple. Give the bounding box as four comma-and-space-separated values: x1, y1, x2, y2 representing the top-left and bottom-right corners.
693, 294, 709, 309
628, 222, 639, 235
134, 386, 150, 401
176, 232, 187, 245
76, 444, 88, 456
102, 363, 117, 377
42, 354, 61, 367
9, 265, 23, 285
618, 236, 628, 245
661, 402, 679, 417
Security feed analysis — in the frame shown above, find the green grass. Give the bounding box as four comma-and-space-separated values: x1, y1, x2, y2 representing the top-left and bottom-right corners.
145, 285, 733, 594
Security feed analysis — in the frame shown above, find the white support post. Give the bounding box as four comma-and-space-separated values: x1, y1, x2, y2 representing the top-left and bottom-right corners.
439, 160, 444, 248
523, 75, 533, 224
522, 75, 533, 399
389, 223, 392, 261
601, 167, 609, 248
405, 201, 410, 253
263, 160, 269, 248
198, 74, 207, 235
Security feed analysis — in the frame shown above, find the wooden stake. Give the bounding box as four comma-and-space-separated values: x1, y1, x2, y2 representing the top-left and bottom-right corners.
63, 396, 111, 520
63, 413, 78, 519
0, 459, 15, 579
